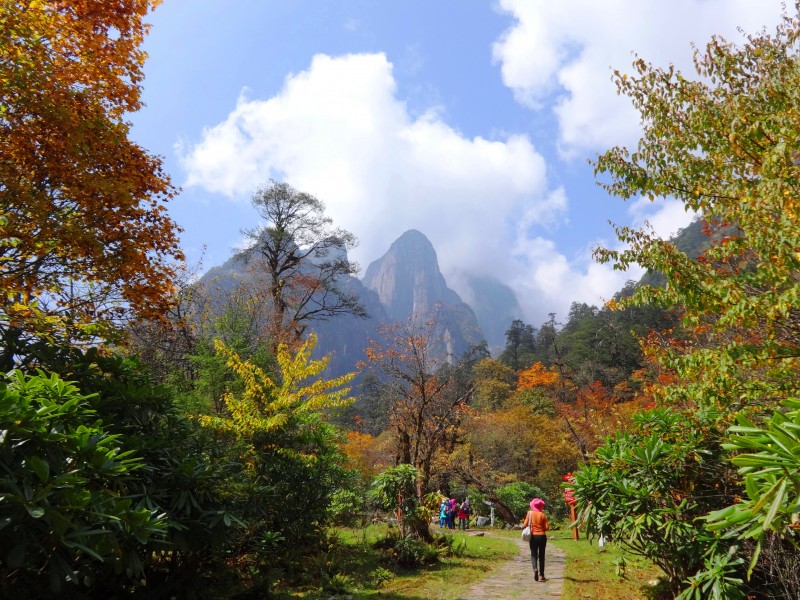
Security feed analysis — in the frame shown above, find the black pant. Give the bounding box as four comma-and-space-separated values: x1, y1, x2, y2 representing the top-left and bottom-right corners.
529, 535, 546, 576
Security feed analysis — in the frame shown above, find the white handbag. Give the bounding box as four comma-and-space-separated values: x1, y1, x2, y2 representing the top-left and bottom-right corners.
521, 526, 531, 542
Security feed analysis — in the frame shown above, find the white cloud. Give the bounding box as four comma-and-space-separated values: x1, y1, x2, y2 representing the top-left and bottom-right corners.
506, 235, 636, 321
629, 196, 697, 240
493, 0, 785, 154
179, 51, 671, 325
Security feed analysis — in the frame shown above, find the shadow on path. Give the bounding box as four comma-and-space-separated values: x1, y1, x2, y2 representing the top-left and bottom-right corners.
457, 532, 565, 599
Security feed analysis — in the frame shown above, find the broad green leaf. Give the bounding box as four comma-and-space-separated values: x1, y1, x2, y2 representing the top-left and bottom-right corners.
28, 455, 49, 483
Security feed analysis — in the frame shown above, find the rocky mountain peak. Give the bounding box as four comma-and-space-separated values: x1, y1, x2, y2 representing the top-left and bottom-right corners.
362, 229, 461, 321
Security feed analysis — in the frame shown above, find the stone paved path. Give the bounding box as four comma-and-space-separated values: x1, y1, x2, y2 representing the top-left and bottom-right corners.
457, 532, 565, 599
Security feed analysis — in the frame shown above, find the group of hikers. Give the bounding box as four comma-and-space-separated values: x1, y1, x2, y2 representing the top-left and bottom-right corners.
438, 497, 472, 530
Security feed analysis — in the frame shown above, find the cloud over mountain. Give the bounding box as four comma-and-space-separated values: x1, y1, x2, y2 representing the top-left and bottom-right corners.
179, 52, 622, 323
493, 0, 783, 155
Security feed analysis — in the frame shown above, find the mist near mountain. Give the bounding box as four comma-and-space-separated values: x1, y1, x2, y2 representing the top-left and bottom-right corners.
197, 229, 524, 376
458, 274, 525, 351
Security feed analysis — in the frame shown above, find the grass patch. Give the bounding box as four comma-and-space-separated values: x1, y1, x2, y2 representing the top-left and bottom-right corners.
549, 522, 666, 600
282, 524, 517, 599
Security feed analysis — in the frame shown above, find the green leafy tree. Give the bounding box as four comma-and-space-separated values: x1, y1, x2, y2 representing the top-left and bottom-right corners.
499, 319, 537, 370
369, 464, 437, 540
557, 301, 652, 388
198, 334, 354, 565
584, 7, 800, 597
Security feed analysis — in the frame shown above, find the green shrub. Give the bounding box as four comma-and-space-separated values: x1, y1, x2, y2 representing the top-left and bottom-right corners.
0, 370, 165, 596
329, 486, 365, 526
369, 566, 394, 587
496, 481, 550, 520
23, 347, 239, 597
321, 572, 356, 595
391, 535, 440, 568
431, 532, 466, 557
573, 407, 738, 598
373, 531, 440, 568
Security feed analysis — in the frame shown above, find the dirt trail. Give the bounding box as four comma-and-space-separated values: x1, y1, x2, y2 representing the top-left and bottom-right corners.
457, 532, 565, 599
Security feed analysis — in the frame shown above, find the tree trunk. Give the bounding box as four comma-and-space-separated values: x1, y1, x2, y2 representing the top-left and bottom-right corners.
454, 465, 521, 523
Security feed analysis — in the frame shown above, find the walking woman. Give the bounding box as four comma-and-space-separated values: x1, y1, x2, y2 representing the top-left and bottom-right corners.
522, 497, 549, 581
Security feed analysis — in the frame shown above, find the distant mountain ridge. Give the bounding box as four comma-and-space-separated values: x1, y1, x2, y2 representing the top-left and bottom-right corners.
198, 229, 522, 377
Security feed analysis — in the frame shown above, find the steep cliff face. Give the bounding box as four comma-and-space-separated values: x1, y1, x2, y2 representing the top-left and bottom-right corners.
196, 229, 518, 375
311, 277, 387, 375
362, 229, 483, 362
362, 229, 462, 321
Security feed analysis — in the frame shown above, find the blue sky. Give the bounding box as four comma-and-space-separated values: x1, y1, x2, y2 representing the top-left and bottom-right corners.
131, 0, 785, 326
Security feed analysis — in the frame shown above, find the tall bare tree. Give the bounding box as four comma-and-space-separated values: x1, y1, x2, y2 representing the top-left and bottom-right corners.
360, 320, 473, 493
241, 180, 366, 345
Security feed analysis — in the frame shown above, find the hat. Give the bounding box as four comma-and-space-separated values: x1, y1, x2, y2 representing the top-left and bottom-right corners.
530, 498, 545, 512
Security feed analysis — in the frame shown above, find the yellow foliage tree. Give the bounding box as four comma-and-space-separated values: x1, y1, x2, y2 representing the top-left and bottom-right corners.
199, 334, 354, 467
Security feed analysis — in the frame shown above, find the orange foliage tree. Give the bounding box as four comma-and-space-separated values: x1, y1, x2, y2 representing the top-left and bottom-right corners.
516, 360, 643, 460
463, 404, 581, 499
341, 430, 392, 480
0, 0, 182, 362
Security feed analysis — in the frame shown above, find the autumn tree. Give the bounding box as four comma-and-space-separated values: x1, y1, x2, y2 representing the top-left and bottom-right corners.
578, 6, 800, 596
199, 334, 354, 563
0, 0, 182, 365
240, 180, 366, 345
462, 404, 580, 510
515, 360, 634, 462
471, 357, 517, 410
360, 320, 473, 496
593, 16, 800, 413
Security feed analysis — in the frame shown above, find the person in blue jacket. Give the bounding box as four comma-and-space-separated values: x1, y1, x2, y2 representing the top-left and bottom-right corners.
439, 499, 448, 528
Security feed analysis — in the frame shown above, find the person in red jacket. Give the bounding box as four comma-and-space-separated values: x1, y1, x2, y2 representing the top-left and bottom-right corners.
522, 497, 549, 581
457, 498, 471, 530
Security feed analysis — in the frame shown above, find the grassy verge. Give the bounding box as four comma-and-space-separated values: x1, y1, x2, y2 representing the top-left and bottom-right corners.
548, 522, 666, 600
284, 524, 517, 599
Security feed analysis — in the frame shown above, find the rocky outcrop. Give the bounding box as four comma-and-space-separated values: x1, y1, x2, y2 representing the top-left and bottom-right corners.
196, 229, 524, 375
362, 229, 462, 321
362, 229, 484, 363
